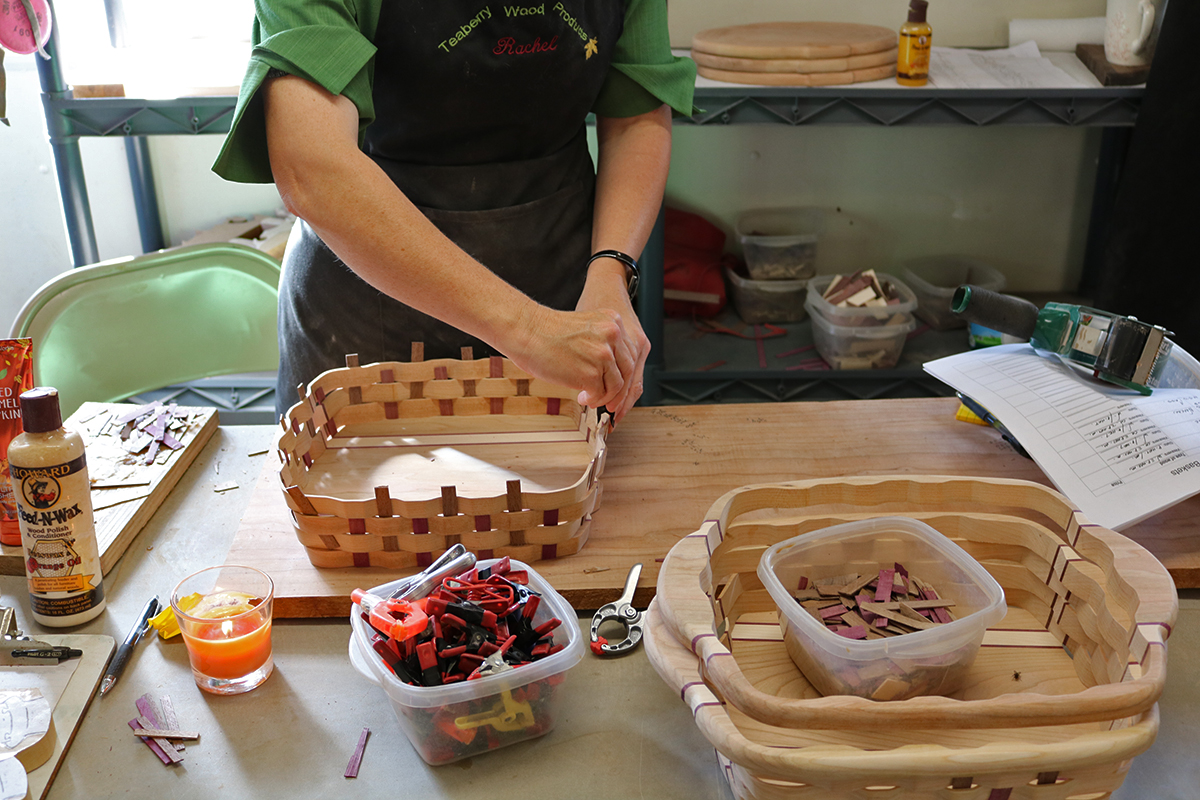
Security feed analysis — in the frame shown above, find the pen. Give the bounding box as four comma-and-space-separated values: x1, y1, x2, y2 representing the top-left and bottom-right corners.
956, 392, 1032, 459
100, 596, 161, 696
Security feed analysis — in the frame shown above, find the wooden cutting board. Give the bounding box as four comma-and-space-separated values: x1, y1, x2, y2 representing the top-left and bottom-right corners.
692, 22, 897, 60
697, 62, 895, 87
692, 46, 897, 74
224, 398, 1200, 617
0, 403, 218, 577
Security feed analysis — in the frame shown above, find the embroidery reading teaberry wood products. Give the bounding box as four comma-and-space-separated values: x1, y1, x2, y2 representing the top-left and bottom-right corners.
438, 6, 493, 53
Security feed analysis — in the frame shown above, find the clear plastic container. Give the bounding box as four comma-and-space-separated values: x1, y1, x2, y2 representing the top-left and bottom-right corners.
348, 559, 584, 764
735, 207, 825, 281
757, 517, 1006, 701
901, 256, 1007, 331
806, 272, 918, 325
805, 298, 916, 369
725, 267, 808, 324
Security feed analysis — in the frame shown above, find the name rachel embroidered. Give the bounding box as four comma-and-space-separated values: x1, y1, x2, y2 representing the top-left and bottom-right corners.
494, 35, 558, 55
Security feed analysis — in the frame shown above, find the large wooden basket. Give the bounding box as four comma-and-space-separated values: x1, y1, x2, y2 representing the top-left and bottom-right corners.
276, 352, 609, 569
654, 475, 1176, 732
645, 600, 1160, 799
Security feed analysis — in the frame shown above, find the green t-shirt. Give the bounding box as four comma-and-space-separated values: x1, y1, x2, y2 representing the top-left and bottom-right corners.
213, 0, 696, 184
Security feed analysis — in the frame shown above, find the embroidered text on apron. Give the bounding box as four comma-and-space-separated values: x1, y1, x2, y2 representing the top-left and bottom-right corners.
276, 1, 626, 413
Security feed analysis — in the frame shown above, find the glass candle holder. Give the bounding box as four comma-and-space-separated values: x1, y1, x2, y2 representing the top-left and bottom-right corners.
171, 565, 274, 695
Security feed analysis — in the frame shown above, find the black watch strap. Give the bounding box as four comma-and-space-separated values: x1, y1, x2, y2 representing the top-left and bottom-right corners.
587, 250, 640, 300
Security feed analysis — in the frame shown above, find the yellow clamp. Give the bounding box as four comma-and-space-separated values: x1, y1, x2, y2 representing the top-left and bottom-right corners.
453, 690, 534, 733
146, 593, 202, 639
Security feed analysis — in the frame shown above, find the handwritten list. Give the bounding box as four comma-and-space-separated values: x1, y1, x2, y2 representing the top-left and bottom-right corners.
925, 344, 1200, 530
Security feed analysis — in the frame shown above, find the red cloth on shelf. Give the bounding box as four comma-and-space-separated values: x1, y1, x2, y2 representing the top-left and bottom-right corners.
663, 207, 727, 318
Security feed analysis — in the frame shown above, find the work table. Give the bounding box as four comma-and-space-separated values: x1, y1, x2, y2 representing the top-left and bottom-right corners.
0, 400, 1195, 799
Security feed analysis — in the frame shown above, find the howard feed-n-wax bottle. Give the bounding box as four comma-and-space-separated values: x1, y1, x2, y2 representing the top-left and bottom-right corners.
897, 0, 932, 87
9, 388, 106, 627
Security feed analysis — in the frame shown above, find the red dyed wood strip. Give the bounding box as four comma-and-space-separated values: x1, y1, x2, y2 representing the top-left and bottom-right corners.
345, 727, 370, 778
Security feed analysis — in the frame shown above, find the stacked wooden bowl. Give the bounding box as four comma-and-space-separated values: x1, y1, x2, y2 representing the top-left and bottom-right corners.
692, 22, 898, 86
648, 475, 1176, 799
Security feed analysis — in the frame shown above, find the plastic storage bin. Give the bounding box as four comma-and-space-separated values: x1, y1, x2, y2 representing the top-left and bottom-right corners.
757, 517, 1006, 701
348, 559, 584, 765
725, 267, 808, 324
735, 208, 824, 281
806, 308, 916, 368
805, 272, 918, 325
901, 256, 1007, 330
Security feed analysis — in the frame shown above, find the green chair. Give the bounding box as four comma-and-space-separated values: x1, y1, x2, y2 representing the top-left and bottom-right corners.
9, 243, 281, 420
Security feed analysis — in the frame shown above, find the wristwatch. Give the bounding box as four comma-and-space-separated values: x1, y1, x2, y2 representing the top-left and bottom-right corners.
587, 250, 640, 300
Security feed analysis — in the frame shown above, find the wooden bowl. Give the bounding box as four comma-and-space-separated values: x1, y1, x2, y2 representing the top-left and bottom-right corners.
276, 353, 609, 570
654, 475, 1176, 730
645, 599, 1159, 797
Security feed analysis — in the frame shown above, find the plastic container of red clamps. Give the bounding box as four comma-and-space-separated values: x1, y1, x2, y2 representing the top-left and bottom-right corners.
348, 559, 584, 764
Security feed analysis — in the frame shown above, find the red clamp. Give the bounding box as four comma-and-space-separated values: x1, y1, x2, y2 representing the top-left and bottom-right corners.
352, 588, 429, 642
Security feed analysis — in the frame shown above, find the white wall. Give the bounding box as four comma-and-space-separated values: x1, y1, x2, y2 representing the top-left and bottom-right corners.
3, 0, 1109, 332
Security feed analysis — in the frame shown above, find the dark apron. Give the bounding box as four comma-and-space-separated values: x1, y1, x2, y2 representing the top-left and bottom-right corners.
276, 1, 625, 413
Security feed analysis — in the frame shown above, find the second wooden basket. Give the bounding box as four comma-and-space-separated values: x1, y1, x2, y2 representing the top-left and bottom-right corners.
654, 475, 1176, 730
276, 351, 609, 570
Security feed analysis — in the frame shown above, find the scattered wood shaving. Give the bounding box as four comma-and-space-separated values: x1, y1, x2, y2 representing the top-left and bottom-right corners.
213, 481, 240, 493
131, 729, 200, 740
344, 727, 370, 778
247, 448, 270, 457
581, 567, 611, 574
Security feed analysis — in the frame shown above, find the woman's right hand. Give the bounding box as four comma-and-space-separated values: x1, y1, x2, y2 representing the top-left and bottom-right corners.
503, 301, 638, 415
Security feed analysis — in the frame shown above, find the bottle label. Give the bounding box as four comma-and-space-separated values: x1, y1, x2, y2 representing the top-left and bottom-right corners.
898, 31, 931, 80
11, 453, 106, 615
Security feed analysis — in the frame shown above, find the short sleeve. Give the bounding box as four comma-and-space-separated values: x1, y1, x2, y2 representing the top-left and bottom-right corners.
212, 0, 379, 184
592, 0, 697, 119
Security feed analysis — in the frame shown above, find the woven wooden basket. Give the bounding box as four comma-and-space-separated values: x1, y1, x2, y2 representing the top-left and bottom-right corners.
645, 602, 1159, 799
655, 475, 1176, 731
276, 351, 609, 569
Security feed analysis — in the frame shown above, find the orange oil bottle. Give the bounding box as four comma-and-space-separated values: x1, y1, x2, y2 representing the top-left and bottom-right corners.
897, 0, 932, 86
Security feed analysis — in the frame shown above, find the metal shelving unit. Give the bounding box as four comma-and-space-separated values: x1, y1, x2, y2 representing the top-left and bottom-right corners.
37, 31, 1144, 407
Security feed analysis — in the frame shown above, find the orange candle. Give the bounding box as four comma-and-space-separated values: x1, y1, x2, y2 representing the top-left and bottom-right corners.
182, 614, 272, 679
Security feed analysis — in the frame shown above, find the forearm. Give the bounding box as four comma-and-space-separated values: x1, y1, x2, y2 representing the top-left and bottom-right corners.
587, 105, 673, 291
265, 76, 537, 354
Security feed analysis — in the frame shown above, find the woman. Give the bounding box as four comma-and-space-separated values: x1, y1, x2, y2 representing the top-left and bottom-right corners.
212, 0, 696, 422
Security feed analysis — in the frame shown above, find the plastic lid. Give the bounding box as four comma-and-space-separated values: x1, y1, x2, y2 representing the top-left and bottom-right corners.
908, 0, 929, 23
19, 387, 63, 433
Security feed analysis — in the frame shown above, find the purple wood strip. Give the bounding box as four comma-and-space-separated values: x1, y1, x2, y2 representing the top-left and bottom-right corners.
344, 727, 370, 778
129, 718, 176, 764
874, 569, 894, 602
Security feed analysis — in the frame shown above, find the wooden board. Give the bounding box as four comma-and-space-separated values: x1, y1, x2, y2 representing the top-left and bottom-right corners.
224, 398, 1200, 617
692, 47, 897, 74
0, 403, 218, 577
19, 634, 113, 800
1076, 43, 1151, 86
693, 22, 897, 60
697, 62, 896, 87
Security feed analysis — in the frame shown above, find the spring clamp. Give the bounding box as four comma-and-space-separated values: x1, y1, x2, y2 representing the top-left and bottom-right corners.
589, 563, 643, 656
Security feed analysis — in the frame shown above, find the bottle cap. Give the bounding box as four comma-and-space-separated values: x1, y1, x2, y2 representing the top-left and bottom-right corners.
20, 387, 63, 434
908, 0, 929, 23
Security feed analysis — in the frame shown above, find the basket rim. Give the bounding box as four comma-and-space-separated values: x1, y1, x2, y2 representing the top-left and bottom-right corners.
654, 474, 1177, 730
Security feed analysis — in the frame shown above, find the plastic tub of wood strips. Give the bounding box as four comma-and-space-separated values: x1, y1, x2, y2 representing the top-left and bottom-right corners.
276, 350, 610, 570
653, 475, 1175, 734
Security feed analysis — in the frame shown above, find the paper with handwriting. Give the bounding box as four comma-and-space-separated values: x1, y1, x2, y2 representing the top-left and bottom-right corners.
925, 344, 1200, 529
